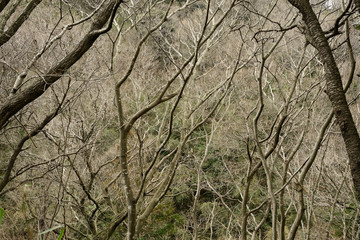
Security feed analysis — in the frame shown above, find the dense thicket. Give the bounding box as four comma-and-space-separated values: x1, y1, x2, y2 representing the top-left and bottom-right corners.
1, 0, 360, 239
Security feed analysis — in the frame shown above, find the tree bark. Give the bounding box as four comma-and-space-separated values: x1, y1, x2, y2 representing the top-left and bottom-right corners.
0, 0, 10, 13
287, 0, 360, 199
0, 0, 42, 46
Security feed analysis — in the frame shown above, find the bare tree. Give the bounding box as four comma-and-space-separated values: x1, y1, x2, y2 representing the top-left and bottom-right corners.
287, 0, 360, 200
1, 0, 360, 239
0, 0, 122, 129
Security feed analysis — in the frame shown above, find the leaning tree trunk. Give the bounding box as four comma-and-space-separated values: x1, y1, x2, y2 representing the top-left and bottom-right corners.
287, 0, 360, 199
0, 0, 122, 129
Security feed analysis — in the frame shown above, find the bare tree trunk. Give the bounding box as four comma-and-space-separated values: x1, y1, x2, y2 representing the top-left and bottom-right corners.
241, 175, 251, 240
0, 0, 42, 46
287, 0, 360, 200
0, 0, 10, 13
0, 0, 121, 130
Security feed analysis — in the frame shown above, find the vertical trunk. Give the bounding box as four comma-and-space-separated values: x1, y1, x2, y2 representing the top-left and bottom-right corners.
119, 130, 137, 240
115, 87, 137, 240
279, 164, 288, 240
286, 188, 305, 240
241, 178, 251, 240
